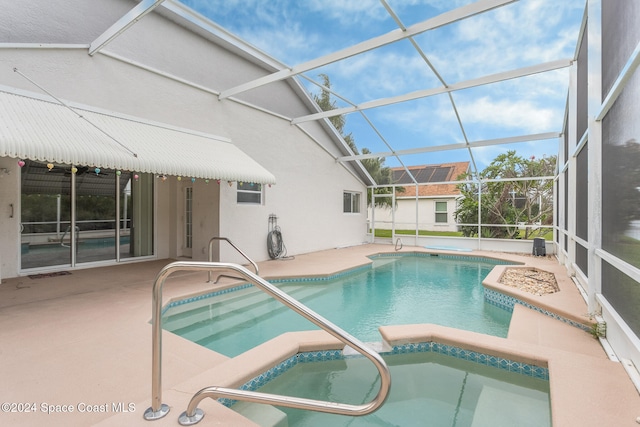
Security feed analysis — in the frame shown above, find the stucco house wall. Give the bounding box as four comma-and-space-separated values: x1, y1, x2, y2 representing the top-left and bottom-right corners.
371, 197, 460, 233
370, 162, 468, 234
0, 0, 368, 278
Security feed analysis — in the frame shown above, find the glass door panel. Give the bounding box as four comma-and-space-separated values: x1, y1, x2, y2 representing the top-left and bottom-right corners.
75, 166, 117, 264
20, 162, 154, 270
20, 160, 72, 269
130, 172, 154, 257
119, 173, 133, 259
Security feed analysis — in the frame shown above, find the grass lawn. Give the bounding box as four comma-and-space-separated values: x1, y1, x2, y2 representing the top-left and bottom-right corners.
374, 229, 463, 238
373, 228, 554, 240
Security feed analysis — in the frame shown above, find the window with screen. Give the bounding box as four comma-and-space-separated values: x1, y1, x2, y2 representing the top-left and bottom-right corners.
343, 191, 361, 213
435, 201, 448, 223
237, 182, 262, 204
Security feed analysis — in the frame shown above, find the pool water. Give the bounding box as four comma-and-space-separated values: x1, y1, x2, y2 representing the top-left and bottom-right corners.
162, 255, 512, 357
234, 352, 551, 427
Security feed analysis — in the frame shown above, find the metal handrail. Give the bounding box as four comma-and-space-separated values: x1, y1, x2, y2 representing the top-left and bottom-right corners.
60, 225, 79, 248
395, 237, 403, 251
143, 261, 391, 424
207, 237, 259, 283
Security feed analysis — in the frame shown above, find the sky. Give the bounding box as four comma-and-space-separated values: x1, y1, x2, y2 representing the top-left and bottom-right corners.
181, 0, 586, 174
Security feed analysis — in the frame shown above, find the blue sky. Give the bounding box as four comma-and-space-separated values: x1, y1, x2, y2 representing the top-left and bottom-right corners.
182, 0, 585, 172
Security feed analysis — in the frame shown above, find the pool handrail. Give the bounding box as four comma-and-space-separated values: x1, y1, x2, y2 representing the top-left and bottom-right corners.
207, 237, 259, 283
143, 261, 391, 424
60, 225, 79, 248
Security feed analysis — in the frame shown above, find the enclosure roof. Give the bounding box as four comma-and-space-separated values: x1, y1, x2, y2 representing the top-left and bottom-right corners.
0, 90, 276, 184
164, 0, 586, 186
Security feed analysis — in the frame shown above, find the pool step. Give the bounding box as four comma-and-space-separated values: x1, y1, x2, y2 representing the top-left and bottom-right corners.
163, 284, 329, 343
343, 341, 392, 356
163, 283, 321, 328
471, 384, 550, 427
232, 402, 288, 427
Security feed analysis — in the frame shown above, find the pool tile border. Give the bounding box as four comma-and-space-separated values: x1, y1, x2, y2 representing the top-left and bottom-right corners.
370, 252, 517, 265
221, 342, 549, 407
162, 265, 374, 315
163, 253, 515, 314
484, 288, 591, 332
162, 283, 255, 315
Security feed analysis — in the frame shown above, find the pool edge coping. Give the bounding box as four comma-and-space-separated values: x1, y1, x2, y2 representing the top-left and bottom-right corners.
171, 325, 594, 427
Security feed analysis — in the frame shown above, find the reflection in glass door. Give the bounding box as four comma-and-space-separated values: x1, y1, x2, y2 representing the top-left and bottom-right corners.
20, 161, 154, 270
20, 161, 72, 269
75, 166, 117, 264
183, 187, 193, 258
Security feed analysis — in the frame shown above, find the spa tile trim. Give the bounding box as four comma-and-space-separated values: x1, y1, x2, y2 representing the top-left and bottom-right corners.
221, 343, 548, 407
484, 288, 590, 332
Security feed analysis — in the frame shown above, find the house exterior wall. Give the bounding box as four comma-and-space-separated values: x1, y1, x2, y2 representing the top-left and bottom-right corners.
0, 156, 21, 279
371, 197, 459, 233
0, 0, 368, 278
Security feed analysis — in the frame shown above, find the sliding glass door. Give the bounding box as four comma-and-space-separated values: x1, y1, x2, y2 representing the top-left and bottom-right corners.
20, 161, 72, 269
20, 160, 153, 270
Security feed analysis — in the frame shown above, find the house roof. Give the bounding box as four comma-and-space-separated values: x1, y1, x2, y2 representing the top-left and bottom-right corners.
392, 162, 469, 198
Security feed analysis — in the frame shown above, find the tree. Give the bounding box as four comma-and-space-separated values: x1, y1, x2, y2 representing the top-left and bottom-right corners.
454, 151, 555, 239
602, 139, 640, 251
313, 74, 356, 152
313, 74, 396, 207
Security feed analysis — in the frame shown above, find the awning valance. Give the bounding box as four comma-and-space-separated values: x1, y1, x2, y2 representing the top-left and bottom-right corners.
0, 90, 276, 184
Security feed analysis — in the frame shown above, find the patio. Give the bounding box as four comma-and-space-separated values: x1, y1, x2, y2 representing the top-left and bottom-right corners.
0, 244, 639, 426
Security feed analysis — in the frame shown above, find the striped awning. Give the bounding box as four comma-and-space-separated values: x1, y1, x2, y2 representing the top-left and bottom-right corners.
0, 89, 276, 184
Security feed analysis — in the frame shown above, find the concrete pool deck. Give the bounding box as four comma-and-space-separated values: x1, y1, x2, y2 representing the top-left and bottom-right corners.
0, 244, 638, 426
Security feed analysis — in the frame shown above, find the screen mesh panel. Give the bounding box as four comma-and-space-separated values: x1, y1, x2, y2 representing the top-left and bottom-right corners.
602, 1, 640, 98
576, 142, 588, 241
602, 261, 640, 337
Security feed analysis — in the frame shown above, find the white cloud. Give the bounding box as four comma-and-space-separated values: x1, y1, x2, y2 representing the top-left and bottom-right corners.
238, 23, 322, 65
324, 50, 441, 100
305, 0, 388, 23
456, 95, 558, 133
422, 0, 583, 82
182, 0, 583, 168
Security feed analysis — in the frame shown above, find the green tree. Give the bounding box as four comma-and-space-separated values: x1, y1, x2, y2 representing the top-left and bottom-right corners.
602, 139, 640, 251
454, 151, 555, 239
313, 74, 396, 207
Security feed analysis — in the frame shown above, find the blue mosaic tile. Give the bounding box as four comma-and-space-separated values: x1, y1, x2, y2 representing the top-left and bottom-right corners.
484, 288, 591, 333
271, 265, 372, 284
221, 341, 550, 408
370, 252, 518, 266
162, 282, 254, 315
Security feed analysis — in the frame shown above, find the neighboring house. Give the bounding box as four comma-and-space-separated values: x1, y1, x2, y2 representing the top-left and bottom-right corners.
371, 162, 469, 233
0, 0, 371, 279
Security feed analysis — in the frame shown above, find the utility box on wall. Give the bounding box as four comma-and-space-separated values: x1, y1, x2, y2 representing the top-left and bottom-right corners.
532, 238, 546, 256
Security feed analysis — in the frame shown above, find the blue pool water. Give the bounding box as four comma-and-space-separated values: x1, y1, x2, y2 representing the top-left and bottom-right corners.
162, 254, 513, 357
233, 351, 551, 427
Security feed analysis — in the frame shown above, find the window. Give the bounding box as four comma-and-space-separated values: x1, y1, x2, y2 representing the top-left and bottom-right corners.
435, 201, 448, 223
343, 191, 361, 213
237, 182, 262, 204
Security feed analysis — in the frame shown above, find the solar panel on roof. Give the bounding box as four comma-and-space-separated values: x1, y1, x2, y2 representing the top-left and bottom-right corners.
393, 170, 416, 184
431, 167, 452, 182
413, 167, 436, 182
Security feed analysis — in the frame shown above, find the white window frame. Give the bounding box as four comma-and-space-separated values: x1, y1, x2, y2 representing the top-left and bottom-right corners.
435, 200, 448, 223
343, 191, 361, 213
237, 182, 263, 205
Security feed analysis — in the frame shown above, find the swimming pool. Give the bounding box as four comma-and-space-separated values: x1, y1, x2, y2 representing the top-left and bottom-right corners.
162, 254, 514, 357
231, 347, 551, 427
